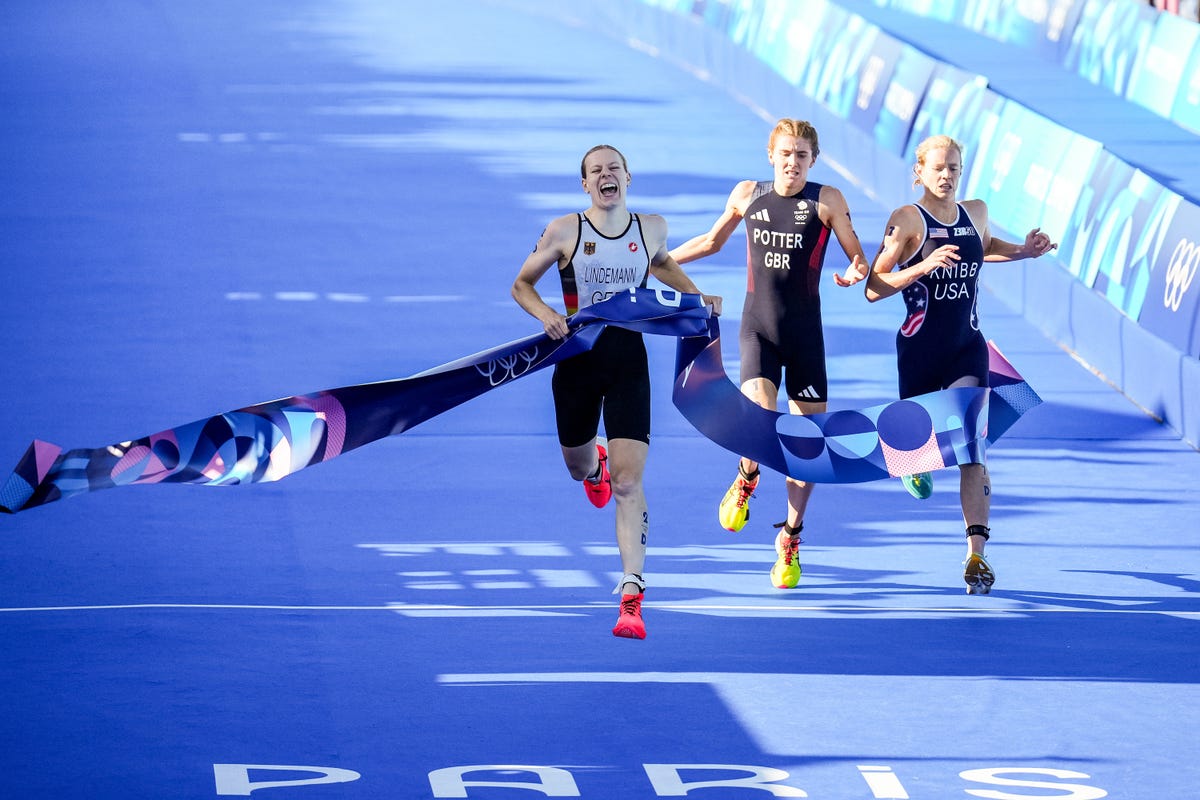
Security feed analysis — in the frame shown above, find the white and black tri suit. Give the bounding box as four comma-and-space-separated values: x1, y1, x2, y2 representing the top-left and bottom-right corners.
553, 212, 652, 447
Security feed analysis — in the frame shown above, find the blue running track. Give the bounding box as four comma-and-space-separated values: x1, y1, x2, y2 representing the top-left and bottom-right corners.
1, 2, 1197, 798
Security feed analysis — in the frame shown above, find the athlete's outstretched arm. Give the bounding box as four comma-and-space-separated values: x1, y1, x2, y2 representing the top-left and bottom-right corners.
668, 180, 754, 264
645, 215, 723, 316
821, 185, 870, 287
984, 227, 1058, 262
964, 199, 1058, 262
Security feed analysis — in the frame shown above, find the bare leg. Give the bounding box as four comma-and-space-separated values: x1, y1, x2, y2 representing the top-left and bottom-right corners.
733, 380, 826, 532
946, 375, 991, 557
736, 377, 777, 479
784, 397, 826, 528
604, 437, 647, 595
960, 463, 991, 555
563, 437, 647, 596
716, 379, 774, 533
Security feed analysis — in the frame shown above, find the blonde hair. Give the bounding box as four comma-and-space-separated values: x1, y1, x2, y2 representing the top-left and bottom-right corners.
767, 118, 820, 157
912, 134, 963, 186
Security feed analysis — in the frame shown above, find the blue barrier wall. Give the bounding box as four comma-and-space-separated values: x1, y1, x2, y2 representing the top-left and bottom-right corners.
548, 0, 1200, 447
868, 0, 1200, 138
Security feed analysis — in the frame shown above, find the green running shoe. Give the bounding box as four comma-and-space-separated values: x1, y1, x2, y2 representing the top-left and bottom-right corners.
901, 472, 933, 499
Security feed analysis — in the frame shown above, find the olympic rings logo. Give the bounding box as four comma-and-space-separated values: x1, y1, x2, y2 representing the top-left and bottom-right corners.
1163, 238, 1199, 313
476, 347, 539, 386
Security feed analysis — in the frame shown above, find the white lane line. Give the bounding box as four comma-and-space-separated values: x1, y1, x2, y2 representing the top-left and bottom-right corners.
383, 295, 467, 302
1, 603, 1195, 616
223, 292, 467, 303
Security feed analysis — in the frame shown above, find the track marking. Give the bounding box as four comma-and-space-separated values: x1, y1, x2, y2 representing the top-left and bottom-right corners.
1, 602, 1195, 617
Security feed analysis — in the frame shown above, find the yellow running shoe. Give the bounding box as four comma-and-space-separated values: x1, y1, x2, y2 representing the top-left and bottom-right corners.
963, 553, 995, 595
770, 527, 802, 589
718, 467, 759, 532
901, 471, 933, 499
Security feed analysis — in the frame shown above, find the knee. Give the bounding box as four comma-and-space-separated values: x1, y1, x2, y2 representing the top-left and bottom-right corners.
562, 444, 601, 481
609, 466, 643, 499
566, 462, 593, 482
785, 476, 811, 490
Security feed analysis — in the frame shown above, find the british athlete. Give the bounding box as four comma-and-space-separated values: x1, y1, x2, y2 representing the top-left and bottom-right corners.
671, 118, 869, 590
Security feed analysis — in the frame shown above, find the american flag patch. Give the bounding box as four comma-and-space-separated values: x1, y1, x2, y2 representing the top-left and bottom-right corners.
929, 228, 949, 238
900, 310, 926, 337
900, 281, 928, 337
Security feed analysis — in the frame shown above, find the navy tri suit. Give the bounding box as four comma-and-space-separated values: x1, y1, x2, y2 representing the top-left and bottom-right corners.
895, 202, 988, 399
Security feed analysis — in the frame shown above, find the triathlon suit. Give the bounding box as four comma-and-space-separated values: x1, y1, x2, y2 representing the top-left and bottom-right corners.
895, 202, 988, 399
740, 180, 832, 402
552, 212, 651, 447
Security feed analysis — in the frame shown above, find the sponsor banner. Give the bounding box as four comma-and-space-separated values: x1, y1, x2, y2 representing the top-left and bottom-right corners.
905, 63, 1003, 193
871, 0, 963, 23
873, 44, 936, 156
1059, 149, 1136, 286
1126, 11, 1200, 119
964, 104, 1078, 240
1084, 171, 1180, 319
730, 1, 843, 88
794, 3, 862, 111
1063, 0, 1158, 95
1169, 23, 1200, 134
724, 0, 770, 53
989, 0, 1088, 61
692, 0, 734, 27
1057, 148, 1180, 324
868, 0, 1087, 60
1136, 198, 1200, 355
847, 30, 903, 136
1038, 132, 1106, 247
954, 0, 1009, 34
734, 0, 934, 158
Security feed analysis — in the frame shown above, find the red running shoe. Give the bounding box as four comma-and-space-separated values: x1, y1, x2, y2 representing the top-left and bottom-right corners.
612, 592, 645, 639
584, 438, 612, 508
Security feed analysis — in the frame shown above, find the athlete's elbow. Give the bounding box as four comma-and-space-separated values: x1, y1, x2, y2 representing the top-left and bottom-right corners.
707, 234, 729, 254
687, 234, 724, 259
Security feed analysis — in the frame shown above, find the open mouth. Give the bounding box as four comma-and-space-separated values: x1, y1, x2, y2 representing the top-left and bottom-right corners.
600, 181, 619, 198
